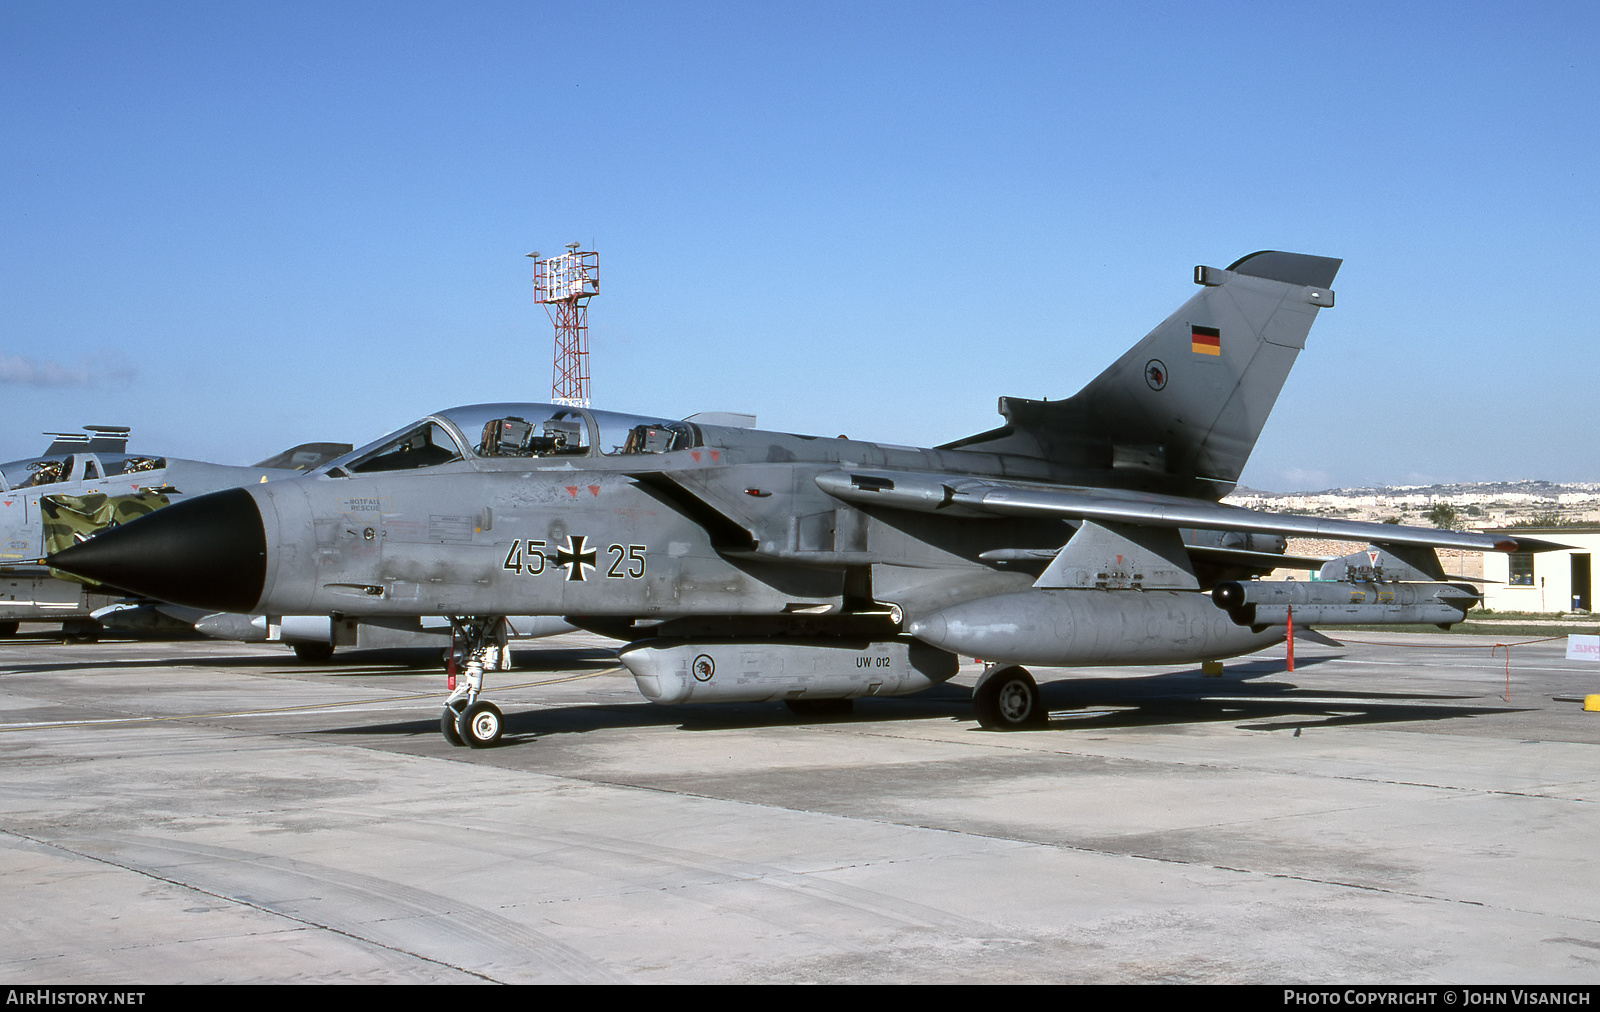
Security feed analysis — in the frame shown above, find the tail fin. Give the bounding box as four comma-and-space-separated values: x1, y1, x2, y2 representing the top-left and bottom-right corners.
943, 251, 1341, 499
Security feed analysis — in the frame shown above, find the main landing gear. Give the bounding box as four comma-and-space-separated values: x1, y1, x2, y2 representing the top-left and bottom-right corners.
441, 616, 511, 747
972, 664, 1047, 731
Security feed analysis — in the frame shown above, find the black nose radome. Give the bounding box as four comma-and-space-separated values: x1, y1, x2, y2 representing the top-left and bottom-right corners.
48, 487, 267, 612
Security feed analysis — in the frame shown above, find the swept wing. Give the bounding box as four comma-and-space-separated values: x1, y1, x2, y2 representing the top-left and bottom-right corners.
814, 469, 1565, 554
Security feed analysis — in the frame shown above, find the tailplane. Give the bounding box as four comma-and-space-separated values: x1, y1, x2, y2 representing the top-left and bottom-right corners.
943, 251, 1341, 499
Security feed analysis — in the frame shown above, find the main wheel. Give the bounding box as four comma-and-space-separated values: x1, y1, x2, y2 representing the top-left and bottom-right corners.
441, 703, 466, 746
457, 700, 504, 748
292, 642, 335, 663
785, 698, 854, 718
973, 666, 1046, 730
62, 620, 100, 644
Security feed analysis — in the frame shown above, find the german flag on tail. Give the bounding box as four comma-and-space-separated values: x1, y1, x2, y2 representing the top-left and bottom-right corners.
1191, 325, 1221, 356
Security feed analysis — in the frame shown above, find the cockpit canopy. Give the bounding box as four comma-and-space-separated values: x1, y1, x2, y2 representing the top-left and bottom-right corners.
346, 422, 464, 474
476, 410, 589, 458
0, 453, 166, 491
323, 403, 698, 476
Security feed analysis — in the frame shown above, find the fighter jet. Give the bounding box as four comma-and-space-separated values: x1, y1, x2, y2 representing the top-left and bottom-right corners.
0, 427, 349, 641
48, 252, 1562, 745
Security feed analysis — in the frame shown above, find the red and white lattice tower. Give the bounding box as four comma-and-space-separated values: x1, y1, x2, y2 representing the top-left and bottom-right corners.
530, 244, 599, 407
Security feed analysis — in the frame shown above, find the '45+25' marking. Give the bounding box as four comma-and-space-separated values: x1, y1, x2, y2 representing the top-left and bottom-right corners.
502, 537, 646, 582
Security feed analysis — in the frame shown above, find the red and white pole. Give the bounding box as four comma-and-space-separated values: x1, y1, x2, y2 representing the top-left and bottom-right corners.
1286, 604, 1296, 673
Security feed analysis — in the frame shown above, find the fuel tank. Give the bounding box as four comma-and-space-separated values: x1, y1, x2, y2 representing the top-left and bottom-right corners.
906, 589, 1282, 666
618, 636, 959, 705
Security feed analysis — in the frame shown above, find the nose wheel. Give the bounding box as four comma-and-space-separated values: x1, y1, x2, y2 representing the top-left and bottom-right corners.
442, 692, 507, 749
448, 700, 503, 747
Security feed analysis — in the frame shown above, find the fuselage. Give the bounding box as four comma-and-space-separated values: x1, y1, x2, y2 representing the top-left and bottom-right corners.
205, 402, 1275, 650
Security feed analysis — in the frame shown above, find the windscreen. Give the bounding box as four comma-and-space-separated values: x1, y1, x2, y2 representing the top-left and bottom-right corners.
346, 422, 465, 473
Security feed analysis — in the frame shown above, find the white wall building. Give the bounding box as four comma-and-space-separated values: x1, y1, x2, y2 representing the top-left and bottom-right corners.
1481, 527, 1600, 614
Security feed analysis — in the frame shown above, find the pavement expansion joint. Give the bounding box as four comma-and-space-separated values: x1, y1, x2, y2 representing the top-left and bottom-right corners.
0, 826, 518, 984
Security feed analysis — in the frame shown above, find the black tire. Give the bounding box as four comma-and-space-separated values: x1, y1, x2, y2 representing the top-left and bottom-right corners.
784, 698, 854, 718
457, 700, 504, 748
973, 666, 1046, 730
292, 642, 335, 663
0, 621, 19, 638
62, 621, 100, 644
441, 703, 466, 746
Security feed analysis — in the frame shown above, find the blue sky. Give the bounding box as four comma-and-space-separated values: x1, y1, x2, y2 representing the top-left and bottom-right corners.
3, 1, 1597, 490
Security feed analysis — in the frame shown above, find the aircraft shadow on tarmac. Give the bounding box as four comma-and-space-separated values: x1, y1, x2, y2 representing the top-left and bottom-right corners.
315, 652, 1528, 745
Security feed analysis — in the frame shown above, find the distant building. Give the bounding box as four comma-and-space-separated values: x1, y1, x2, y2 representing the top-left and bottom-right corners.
1481, 526, 1600, 614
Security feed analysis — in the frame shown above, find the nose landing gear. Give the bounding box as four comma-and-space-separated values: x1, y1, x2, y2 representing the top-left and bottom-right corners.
441, 616, 511, 747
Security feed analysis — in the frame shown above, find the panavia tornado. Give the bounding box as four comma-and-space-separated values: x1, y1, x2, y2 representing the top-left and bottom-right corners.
48, 252, 1562, 745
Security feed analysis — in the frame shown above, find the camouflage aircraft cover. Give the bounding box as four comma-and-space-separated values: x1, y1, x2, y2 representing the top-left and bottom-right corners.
41, 491, 172, 582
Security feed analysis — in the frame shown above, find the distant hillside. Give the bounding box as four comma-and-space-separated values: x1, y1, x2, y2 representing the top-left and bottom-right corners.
1225, 481, 1600, 532
1235, 480, 1600, 499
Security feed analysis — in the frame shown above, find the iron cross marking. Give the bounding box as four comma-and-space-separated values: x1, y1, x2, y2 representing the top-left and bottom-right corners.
556, 535, 597, 581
